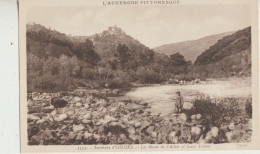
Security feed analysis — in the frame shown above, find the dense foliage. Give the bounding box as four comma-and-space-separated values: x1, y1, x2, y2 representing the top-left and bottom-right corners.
27, 24, 194, 92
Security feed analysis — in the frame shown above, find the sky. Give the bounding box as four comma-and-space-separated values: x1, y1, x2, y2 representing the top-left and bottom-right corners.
27, 4, 250, 48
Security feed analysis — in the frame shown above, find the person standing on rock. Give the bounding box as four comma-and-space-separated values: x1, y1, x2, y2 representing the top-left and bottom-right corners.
175, 91, 184, 113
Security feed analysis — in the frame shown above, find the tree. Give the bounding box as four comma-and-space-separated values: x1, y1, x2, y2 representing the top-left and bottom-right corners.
114, 43, 130, 70
74, 39, 100, 65
169, 53, 187, 66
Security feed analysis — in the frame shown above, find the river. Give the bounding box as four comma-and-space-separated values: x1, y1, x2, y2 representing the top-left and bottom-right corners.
125, 77, 251, 115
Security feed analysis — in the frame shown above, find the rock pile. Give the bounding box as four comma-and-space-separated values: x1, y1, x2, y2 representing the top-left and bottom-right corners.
166, 78, 201, 85
27, 92, 252, 145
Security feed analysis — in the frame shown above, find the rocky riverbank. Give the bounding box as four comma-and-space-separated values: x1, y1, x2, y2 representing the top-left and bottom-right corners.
27, 91, 252, 145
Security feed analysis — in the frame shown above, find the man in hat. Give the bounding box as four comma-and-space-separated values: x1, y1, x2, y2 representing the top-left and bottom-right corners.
175, 91, 184, 113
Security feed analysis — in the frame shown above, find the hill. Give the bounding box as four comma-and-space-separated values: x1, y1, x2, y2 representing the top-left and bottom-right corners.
193, 27, 251, 77
26, 23, 75, 58
26, 23, 184, 92
153, 31, 234, 62
26, 24, 159, 67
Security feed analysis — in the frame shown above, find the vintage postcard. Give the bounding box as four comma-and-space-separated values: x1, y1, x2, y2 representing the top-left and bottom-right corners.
19, 0, 259, 153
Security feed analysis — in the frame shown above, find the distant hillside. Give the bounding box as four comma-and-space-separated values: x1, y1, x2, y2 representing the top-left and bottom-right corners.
153, 31, 234, 62
89, 26, 154, 62
193, 27, 251, 77
26, 24, 160, 68
26, 23, 75, 58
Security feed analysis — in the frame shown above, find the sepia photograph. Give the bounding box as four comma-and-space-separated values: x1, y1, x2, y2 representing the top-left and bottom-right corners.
19, 0, 259, 152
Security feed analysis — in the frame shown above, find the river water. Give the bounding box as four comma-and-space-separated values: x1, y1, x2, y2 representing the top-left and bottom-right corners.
125, 77, 251, 115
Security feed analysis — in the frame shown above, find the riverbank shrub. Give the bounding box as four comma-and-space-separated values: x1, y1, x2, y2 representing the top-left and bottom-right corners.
184, 97, 242, 127
135, 66, 164, 84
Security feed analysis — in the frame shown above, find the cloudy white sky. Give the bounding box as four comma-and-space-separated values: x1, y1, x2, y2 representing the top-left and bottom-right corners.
27, 4, 250, 48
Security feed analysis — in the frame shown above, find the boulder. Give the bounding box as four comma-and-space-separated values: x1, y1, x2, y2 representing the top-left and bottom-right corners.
127, 126, 136, 135
151, 131, 157, 138
73, 124, 85, 133
112, 89, 119, 94
84, 131, 93, 139
76, 132, 83, 141
85, 97, 93, 104
41, 107, 54, 113
109, 107, 117, 112
51, 97, 68, 108
179, 113, 187, 122
82, 113, 92, 120
28, 114, 40, 121
204, 127, 219, 143
168, 131, 178, 143
32, 92, 40, 100
204, 132, 213, 143
55, 113, 68, 122
72, 97, 82, 103
211, 127, 219, 138
129, 134, 139, 141
97, 99, 107, 107
82, 119, 92, 124
36, 119, 46, 124
183, 102, 193, 110
228, 123, 235, 130
50, 110, 57, 116
134, 122, 142, 128
104, 115, 117, 122
169, 131, 177, 138
27, 99, 34, 107
76, 102, 82, 107
196, 114, 202, 120
30, 135, 43, 145
93, 133, 101, 141
66, 109, 75, 116
191, 115, 196, 120
226, 132, 235, 143
84, 104, 90, 109
191, 126, 201, 136
141, 136, 152, 144
146, 126, 155, 134
68, 132, 77, 140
